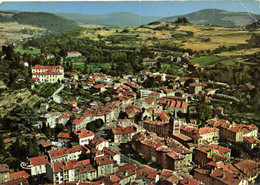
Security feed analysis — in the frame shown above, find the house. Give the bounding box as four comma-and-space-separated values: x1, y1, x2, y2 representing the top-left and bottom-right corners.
132, 132, 192, 172
67, 51, 82, 58
55, 112, 73, 126
74, 163, 97, 182
92, 84, 106, 93
39, 103, 49, 113
234, 160, 260, 184
0, 164, 9, 184
94, 155, 118, 178
28, 155, 49, 183
31, 65, 64, 83
112, 126, 136, 143
72, 115, 88, 132
9, 170, 30, 181
48, 146, 83, 163
193, 167, 247, 185
46, 160, 75, 184
89, 138, 109, 151
215, 107, 224, 115
103, 147, 121, 165
178, 176, 200, 185
57, 133, 72, 144
189, 83, 202, 94
40, 112, 61, 128
19, 61, 29, 67
193, 144, 231, 167
69, 101, 77, 108
181, 126, 219, 144
75, 128, 94, 146
243, 137, 259, 150
125, 105, 141, 119
110, 168, 137, 185
143, 58, 157, 66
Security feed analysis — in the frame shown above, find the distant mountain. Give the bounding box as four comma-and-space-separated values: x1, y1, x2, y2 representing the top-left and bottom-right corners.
160, 9, 260, 27
0, 11, 80, 33
55, 12, 162, 27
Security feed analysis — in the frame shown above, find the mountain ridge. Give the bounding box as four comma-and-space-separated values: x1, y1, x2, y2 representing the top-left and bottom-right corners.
159, 9, 260, 27
54, 12, 162, 27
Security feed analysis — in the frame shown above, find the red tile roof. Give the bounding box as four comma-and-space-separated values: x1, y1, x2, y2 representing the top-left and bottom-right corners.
244, 137, 258, 144
28, 155, 49, 166
93, 84, 104, 89
90, 137, 107, 147
179, 176, 200, 185
112, 126, 136, 135
234, 160, 260, 177
0, 164, 9, 173
145, 97, 154, 105
9, 170, 30, 181
78, 130, 94, 139
182, 102, 188, 109
103, 147, 119, 157
48, 148, 67, 159
210, 168, 241, 185
119, 164, 138, 171
53, 160, 75, 173
57, 133, 71, 139
95, 155, 114, 166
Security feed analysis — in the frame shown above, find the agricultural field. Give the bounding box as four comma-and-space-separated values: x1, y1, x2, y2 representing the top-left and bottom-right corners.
0, 22, 45, 45
81, 23, 252, 51
190, 56, 223, 65
217, 48, 260, 57
14, 45, 41, 55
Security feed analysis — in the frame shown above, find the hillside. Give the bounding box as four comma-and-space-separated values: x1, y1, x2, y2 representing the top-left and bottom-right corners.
55, 12, 162, 27
160, 9, 260, 27
0, 11, 80, 33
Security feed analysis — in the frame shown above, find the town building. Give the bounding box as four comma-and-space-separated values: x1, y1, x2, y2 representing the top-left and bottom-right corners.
32, 65, 64, 83
112, 126, 136, 143
0, 164, 9, 184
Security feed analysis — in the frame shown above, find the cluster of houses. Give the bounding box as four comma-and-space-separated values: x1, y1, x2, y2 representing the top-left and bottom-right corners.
1, 58, 259, 185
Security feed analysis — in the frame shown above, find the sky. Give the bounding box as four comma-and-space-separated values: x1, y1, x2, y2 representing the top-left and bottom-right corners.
0, 1, 259, 17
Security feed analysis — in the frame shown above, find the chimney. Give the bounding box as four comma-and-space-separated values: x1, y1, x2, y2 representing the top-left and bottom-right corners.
124, 171, 128, 176
222, 171, 225, 178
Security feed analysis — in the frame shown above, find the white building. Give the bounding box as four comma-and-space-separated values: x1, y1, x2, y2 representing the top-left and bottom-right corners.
28, 155, 49, 176
75, 128, 95, 146
32, 65, 64, 83
46, 160, 75, 184
67, 51, 82, 58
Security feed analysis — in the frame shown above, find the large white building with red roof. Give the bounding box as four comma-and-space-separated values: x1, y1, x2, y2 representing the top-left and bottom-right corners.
28, 155, 49, 177
32, 65, 64, 83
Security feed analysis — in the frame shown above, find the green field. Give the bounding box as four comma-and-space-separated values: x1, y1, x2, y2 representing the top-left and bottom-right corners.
191, 56, 222, 65
73, 62, 112, 73
14, 45, 41, 55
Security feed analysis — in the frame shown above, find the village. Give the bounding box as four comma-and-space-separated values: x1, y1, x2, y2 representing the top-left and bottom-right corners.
0, 48, 259, 185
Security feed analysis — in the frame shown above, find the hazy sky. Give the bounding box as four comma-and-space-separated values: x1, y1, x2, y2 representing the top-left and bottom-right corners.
0, 1, 259, 17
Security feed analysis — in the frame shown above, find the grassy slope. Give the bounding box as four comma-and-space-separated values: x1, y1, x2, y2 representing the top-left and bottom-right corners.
190, 56, 222, 65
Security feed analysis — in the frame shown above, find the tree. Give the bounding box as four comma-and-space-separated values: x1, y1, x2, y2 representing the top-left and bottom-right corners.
32, 136, 40, 156
0, 134, 5, 154
10, 137, 26, 159
83, 57, 88, 74
27, 139, 35, 157
175, 17, 189, 24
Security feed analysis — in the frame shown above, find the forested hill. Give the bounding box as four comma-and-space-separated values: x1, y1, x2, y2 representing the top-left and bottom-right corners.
0, 11, 80, 33
160, 9, 260, 27
55, 12, 162, 27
